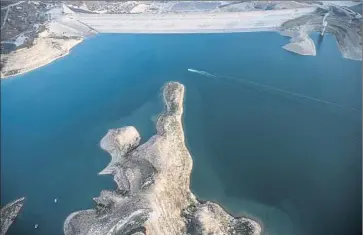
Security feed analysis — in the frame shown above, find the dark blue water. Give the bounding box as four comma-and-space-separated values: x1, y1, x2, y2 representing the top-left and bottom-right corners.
1, 32, 361, 235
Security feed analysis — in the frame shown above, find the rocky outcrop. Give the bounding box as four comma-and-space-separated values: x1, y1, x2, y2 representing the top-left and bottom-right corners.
0, 197, 25, 235
281, 30, 316, 56
280, 7, 362, 60
182, 202, 260, 235
64, 81, 261, 235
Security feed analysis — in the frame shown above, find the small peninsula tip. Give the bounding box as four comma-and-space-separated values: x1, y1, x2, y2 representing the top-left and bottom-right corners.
0, 197, 25, 235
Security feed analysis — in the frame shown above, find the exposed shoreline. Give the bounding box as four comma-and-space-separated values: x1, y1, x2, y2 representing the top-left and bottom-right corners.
1, 7, 317, 79
1, 2, 361, 79
74, 8, 316, 33
1, 37, 83, 79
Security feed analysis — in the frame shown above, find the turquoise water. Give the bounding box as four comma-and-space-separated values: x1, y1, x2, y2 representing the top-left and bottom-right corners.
1, 32, 361, 235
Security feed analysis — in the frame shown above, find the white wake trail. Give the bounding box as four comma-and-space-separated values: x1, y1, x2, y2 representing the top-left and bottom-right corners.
187, 68, 360, 112
187, 68, 218, 79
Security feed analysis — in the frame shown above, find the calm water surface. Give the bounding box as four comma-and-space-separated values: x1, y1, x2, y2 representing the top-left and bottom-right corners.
1, 32, 361, 235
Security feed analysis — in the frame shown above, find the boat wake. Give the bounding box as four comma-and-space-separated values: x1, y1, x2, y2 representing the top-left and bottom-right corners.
187, 68, 218, 79
187, 68, 360, 112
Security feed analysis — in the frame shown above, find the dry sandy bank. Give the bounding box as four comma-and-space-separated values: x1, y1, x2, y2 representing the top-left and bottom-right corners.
1, 37, 83, 78
75, 8, 317, 33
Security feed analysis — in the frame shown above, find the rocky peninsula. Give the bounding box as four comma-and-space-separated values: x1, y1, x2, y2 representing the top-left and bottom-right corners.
63, 82, 261, 235
0, 197, 25, 235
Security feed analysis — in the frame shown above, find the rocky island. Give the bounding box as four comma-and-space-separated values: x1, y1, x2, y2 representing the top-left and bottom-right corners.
63, 82, 261, 235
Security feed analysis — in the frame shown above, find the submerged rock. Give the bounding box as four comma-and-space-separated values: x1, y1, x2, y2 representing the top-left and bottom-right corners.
64, 82, 262, 235
0, 197, 25, 235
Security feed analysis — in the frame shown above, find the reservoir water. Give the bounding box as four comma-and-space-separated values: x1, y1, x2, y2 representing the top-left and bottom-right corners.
1, 32, 361, 235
